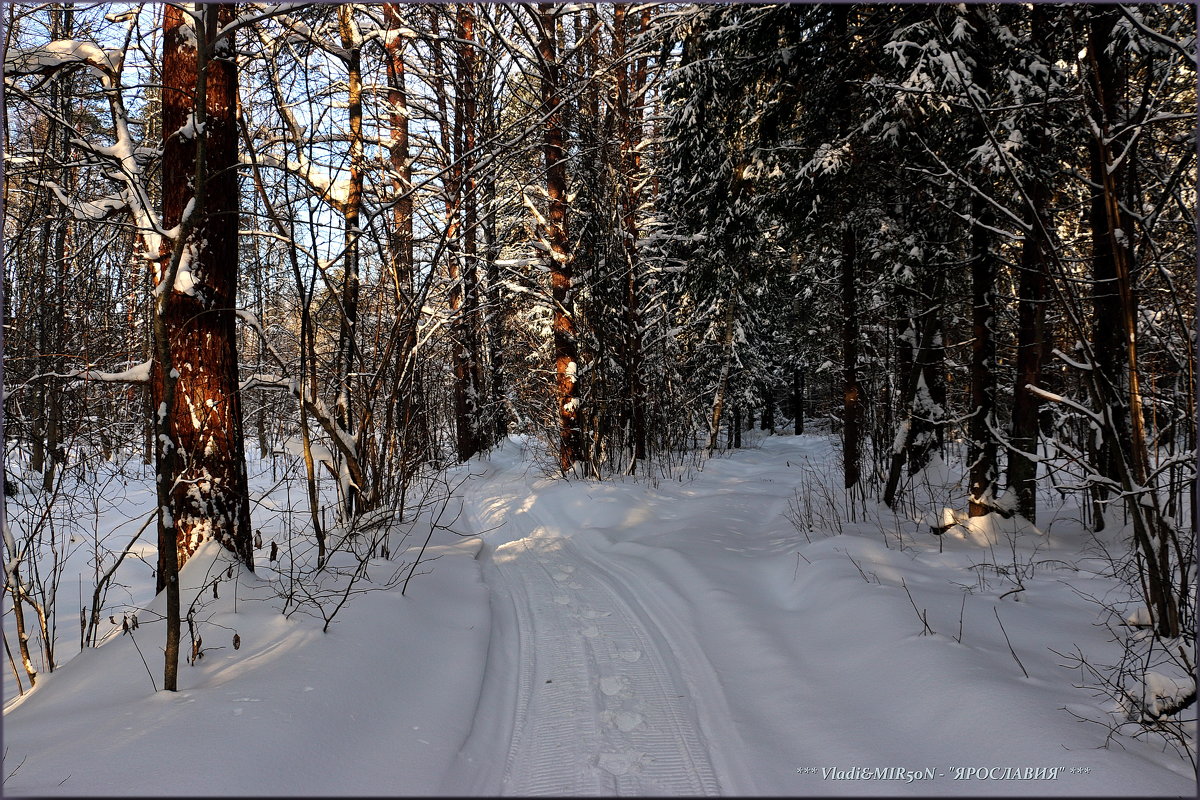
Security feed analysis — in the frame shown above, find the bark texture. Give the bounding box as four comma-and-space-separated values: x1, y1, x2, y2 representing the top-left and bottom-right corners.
539, 3, 582, 474
154, 3, 253, 590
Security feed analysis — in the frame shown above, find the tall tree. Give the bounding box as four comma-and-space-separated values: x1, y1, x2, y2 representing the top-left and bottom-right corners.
1079, 4, 1179, 637
963, 7, 1000, 518
1006, 4, 1054, 522
154, 2, 254, 687
1084, 6, 1128, 530
967, 194, 998, 517
451, 2, 483, 462
380, 1, 427, 495
333, 3, 365, 514
536, 3, 582, 474
29, 4, 75, 493
614, 2, 647, 470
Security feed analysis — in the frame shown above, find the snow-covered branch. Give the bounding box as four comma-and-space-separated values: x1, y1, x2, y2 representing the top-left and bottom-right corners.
2, 362, 151, 401
3, 39, 123, 79
1024, 385, 1105, 427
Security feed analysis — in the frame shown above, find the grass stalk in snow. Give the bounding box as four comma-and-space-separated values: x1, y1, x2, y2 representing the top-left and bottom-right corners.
901, 577, 934, 636
993, 606, 1029, 679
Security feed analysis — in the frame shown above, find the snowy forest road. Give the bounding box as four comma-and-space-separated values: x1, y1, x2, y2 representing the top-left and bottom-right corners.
437, 435, 1200, 798
441, 450, 758, 796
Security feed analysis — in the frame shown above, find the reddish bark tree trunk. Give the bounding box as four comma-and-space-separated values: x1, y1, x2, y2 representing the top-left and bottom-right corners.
382, 3, 426, 489
432, 8, 478, 463
538, 3, 581, 474
1008, 204, 1049, 522
153, 3, 253, 592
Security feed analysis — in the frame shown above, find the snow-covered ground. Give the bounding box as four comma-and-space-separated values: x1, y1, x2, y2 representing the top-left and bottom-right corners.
3, 433, 1195, 796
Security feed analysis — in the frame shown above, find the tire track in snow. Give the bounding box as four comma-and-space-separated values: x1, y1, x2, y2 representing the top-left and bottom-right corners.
562, 540, 724, 796
560, 537, 754, 796
486, 533, 725, 796
493, 537, 605, 795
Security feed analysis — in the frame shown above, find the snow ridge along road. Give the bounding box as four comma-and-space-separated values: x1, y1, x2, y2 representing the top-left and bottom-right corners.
442, 450, 750, 796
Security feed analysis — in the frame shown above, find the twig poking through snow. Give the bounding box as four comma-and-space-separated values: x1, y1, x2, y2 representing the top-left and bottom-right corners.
126, 627, 158, 692
901, 577, 934, 635
993, 607, 1029, 679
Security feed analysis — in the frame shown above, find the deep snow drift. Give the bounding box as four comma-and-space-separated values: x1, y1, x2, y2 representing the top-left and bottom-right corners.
3, 433, 1195, 796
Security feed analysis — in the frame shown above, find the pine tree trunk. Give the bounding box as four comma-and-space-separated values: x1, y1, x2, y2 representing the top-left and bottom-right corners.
155, 2, 253, 576
474, 8, 508, 445
538, 3, 582, 475
480, 44, 509, 446
1008, 222, 1049, 521
155, 3, 253, 689
40, 25, 71, 492
383, 2, 424, 491
431, 9, 477, 465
